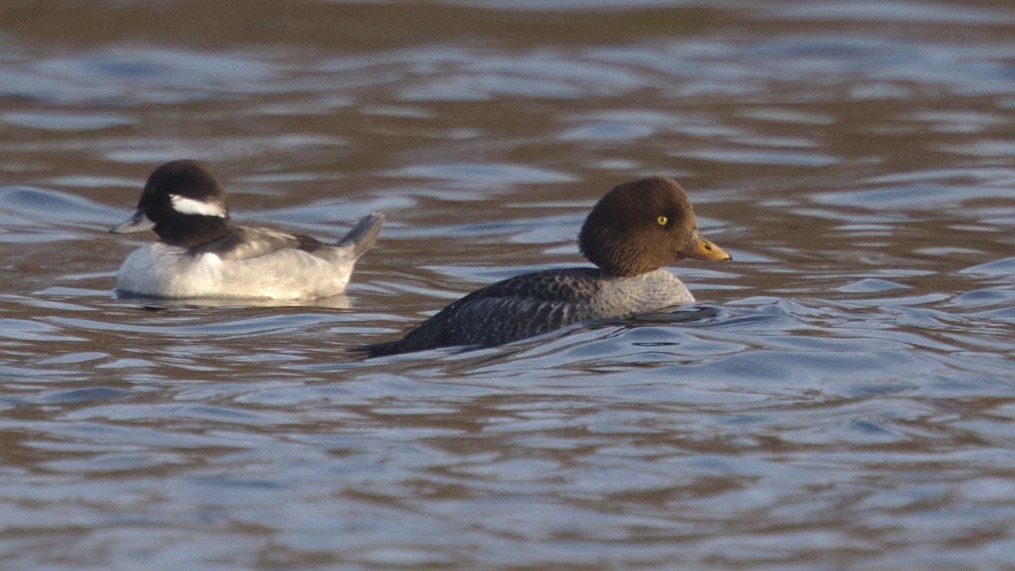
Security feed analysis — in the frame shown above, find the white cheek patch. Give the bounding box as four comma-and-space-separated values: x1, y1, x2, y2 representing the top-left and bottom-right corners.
170, 194, 226, 218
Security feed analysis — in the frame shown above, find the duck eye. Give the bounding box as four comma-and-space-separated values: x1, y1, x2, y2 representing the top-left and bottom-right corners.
656, 215, 668, 226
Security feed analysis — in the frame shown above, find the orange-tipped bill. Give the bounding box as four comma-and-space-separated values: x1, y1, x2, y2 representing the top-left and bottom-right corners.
678, 230, 731, 261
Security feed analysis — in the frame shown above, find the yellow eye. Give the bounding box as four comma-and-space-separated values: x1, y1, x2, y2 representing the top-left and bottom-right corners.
657, 215, 668, 226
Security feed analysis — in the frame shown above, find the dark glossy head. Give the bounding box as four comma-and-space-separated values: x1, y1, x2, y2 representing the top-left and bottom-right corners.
578, 176, 730, 277
110, 160, 231, 247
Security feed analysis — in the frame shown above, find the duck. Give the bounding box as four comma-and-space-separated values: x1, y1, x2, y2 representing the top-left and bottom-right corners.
110, 159, 383, 300
360, 176, 730, 356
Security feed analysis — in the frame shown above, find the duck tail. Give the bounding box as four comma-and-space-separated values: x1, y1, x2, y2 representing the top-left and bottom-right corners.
337, 211, 384, 258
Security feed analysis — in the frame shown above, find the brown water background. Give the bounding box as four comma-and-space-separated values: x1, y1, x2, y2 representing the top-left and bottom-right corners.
1, 0, 1013, 568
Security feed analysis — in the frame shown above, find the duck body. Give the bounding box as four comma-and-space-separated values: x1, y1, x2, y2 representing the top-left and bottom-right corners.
364, 267, 692, 356
361, 176, 729, 357
115, 222, 380, 299
111, 160, 383, 300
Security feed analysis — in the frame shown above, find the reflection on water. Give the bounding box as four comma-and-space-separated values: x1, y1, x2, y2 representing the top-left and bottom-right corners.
1, 0, 1014, 568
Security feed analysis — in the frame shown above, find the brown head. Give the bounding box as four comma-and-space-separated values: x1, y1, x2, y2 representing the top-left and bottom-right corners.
578, 176, 731, 277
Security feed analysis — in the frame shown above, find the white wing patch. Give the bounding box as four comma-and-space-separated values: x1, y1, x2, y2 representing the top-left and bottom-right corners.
170, 194, 226, 217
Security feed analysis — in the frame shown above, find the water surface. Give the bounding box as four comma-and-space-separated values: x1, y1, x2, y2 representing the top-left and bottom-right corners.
1, 0, 1013, 568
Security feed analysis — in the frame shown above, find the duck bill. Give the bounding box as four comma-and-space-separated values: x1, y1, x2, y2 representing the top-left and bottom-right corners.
678, 230, 731, 261
110, 208, 155, 234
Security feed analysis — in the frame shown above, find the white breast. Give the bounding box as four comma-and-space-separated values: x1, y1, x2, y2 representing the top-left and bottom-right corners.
593, 269, 695, 316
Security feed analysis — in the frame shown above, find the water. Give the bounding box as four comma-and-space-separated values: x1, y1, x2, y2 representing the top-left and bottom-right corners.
1, 0, 1013, 568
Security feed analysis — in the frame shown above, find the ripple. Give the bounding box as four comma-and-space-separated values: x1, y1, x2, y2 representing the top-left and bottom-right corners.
778, 0, 1012, 24
837, 278, 909, 293
960, 257, 1015, 277
0, 186, 119, 241
15, 48, 279, 104
46, 312, 347, 338
681, 148, 840, 167
36, 387, 132, 404
1, 0, 1013, 568
390, 162, 575, 185
397, 49, 647, 101
62, 403, 291, 426
2, 111, 133, 131
0, 318, 84, 343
